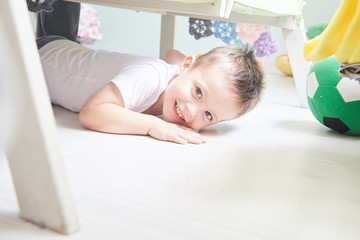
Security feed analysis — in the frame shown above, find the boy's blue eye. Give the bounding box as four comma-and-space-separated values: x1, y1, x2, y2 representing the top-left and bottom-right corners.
196, 87, 212, 121
196, 87, 202, 98
205, 111, 213, 121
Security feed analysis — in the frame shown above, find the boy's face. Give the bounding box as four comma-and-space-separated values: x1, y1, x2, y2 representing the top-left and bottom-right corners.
162, 57, 241, 130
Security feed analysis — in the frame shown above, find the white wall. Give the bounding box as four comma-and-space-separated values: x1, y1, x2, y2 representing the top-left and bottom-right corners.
86, 7, 161, 56
86, 0, 341, 62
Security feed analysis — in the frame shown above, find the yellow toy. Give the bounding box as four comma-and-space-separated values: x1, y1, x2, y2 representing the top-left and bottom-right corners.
275, 54, 293, 76
304, 0, 360, 65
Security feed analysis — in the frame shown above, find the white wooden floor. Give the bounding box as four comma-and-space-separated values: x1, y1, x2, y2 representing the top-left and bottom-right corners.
1, 62, 360, 240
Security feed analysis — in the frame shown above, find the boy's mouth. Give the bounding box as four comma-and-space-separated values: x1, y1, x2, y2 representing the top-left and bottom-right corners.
174, 101, 185, 121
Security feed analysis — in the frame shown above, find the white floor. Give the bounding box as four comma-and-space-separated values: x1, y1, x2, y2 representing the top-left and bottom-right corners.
1, 62, 360, 240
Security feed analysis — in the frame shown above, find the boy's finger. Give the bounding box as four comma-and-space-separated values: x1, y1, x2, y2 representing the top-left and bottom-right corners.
189, 131, 207, 143
177, 125, 207, 143
172, 135, 188, 145
184, 133, 207, 144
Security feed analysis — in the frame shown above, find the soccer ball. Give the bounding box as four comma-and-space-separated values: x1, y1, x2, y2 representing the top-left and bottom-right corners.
307, 56, 360, 135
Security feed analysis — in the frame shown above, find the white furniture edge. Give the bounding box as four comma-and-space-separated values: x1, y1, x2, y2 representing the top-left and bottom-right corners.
0, 0, 79, 234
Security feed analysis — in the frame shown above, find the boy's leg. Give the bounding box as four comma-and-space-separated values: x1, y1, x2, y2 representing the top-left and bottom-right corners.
162, 49, 186, 65
36, 35, 67, 50
36, 0, 80, 42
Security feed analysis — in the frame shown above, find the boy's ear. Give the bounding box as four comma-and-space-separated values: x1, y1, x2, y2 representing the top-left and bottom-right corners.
176, 55, 196, 75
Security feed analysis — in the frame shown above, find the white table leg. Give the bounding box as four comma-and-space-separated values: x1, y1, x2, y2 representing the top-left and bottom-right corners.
0, 0, 79, 234
160, 14, 177, 59
282, 19, 312, 108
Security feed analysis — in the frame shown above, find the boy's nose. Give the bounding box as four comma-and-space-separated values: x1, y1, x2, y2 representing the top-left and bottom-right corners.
184, 102, 197, 123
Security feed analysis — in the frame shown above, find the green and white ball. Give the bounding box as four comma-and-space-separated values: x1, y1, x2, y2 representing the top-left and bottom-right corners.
307, 56, 360, 135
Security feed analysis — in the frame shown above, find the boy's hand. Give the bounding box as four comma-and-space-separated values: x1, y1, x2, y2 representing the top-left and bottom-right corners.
148, 119, 207, 145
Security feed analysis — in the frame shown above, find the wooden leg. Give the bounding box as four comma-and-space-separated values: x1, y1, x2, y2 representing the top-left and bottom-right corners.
282, 20, 312, 108
160, 15, 177, 59
0, 0, 79, 234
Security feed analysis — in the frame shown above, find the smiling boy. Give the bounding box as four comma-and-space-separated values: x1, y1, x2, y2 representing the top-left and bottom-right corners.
39, 39, 263, 144
36, 1, 264, 145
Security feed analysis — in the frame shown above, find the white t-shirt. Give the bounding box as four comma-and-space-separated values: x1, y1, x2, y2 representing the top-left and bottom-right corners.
39, 39, 178, 112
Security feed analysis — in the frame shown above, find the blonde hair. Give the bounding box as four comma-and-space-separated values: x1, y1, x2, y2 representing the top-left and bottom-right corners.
191, 45, 264, 117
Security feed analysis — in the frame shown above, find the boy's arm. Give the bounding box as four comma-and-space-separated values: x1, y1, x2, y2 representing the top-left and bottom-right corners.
79, 82, 207, 144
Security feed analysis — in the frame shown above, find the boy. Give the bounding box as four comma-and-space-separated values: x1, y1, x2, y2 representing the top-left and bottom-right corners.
37, 1, 264, 145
